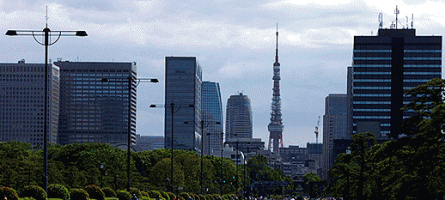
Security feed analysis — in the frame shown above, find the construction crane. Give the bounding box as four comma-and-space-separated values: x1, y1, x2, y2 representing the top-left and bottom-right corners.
314, 116, 320, 144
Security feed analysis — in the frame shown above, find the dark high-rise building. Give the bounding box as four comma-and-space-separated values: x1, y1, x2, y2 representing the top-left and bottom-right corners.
225, 93, 253, 140
352, 28, 441, 139
165, 57, 202, 152
268, 27, 284, 153
322, 94, 348, 179
55, 61, 137, 145
0, 60, 60, 146
202, 81, 223, 155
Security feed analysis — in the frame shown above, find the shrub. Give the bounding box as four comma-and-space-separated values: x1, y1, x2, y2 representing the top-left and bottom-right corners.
0, 187, 19, 200
147, 190, 162, 199
70, 189, 89, 200
178, 192, 190, 200
103, 187, 117, 197
160, 191, 170, 200
21, 185, 46, 200
129, 187, 142, 199
167, 192, 176, 200
48, 184, 70, 200
116, 190, 131, 200
141, 191, 150, 198
84, 184, 105, 200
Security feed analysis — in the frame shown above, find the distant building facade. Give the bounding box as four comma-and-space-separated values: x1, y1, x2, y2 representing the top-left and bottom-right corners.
165, 57, 202, 152
202, 81, 224, 155
225, 93, 253, 140
0, 60, 59, 146
351, 28, 442, 139
55, 61, 137, 145
135, 135, 164, 151
322, 94, 348, 179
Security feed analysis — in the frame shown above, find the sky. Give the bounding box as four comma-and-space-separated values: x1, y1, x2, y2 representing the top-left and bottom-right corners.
1, 0, 445, 147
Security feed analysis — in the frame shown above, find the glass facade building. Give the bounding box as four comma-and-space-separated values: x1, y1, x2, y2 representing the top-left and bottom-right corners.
0, 60, 59, 146
322, 94, 347, 179
351, 28, 442, 139
54, 61, 137, 145
165, 57, 202, 152
225, 93, 253, 140
202, 81, 223, 155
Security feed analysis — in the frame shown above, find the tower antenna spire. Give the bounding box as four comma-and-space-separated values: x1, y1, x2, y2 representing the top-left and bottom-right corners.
275, 23, 279, 63
45, 6, 49, 28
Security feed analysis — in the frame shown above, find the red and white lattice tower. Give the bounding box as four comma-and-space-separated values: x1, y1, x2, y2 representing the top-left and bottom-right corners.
268, 25, 284, 153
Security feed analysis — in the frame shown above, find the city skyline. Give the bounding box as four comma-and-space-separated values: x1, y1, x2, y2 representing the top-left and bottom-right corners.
1, 1, 445, 147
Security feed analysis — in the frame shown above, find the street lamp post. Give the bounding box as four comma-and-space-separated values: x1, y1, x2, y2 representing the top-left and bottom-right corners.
200, 120, 220, 194
346, 147, 351, 200
103, 77, 158, 191
220, 132, 224, 196
6, 25, 87, 194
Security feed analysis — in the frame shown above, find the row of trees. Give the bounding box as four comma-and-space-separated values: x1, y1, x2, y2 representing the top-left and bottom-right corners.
0, 140, 292, 196
327, 78, 445, 199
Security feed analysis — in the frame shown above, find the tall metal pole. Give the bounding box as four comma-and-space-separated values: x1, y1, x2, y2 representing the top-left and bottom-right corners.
43, 26, 49, 194
236, 135, 239, 197
220, 132, 224, 196
171, 102, 175, 193
127, 76, 132, 191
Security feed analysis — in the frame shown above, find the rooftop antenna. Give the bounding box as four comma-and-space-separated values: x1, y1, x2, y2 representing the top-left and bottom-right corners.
394, 5, 399, 29
45, 6, 49, 28
275, 22, 279, 63
411, 14, 414, 28
379, 13, 383, 29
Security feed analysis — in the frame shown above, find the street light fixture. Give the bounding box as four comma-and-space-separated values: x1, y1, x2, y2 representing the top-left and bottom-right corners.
102, 77, 158, 191
220, 132, 224, 196
200, 120, 220, 194
6, 24, 87, 194
346, 147, 351, 200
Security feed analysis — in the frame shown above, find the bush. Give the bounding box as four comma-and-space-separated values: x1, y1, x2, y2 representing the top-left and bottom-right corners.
147, 190, 162, 199
167, 192, 176, 200
178, 192, 190, 200
116, 190, 131, 200
160, 191, 170, 200
84, 185, 105, 200
21, 185, 46, 200
103, 187, 117, 197
141, 191, 150, 198
0, 187, 19, 200
70, 189, 89, 200
129, 187, 142, 199
48, 184, 70, 200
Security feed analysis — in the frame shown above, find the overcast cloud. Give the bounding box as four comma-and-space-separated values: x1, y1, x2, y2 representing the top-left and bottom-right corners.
1, 0, 444, 147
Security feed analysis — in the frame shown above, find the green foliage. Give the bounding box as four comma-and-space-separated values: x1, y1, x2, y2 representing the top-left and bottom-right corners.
159, 191, 170, 200
21, 185, 46, 200
140, 191, 149, 198
166, 192, 175, 200
0, 186, 19, 200
103, 187, 117, 198
70, 189, 89, 200
84, 185, 105, 200
129, 188, 142, 199
47, 184, 70, 200
116, 190, 131, 200
177, 192, 190, 200
147, 190, 162, 199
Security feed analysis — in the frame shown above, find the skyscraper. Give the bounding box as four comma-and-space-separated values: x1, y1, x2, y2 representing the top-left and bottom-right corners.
202, 81, 223, 155
268, 26, 284, 153
54, 61, 137, 145
225, 92, 253, 140
351, 28, 442, 139
322, 94, 348, 179
0, 60, 59, 146
165, 57, 202, 151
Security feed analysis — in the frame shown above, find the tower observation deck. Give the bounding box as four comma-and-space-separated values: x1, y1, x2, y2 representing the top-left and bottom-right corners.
268, 26, 284, 153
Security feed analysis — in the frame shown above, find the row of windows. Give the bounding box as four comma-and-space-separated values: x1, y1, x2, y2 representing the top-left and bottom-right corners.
354, 64, 390, 67
404, 57, 441, 60
353, 50, 391, 52
353, 109, 391, 112
353, 87, 391, 90
354, 72, 440, 75
354, 57, 391, 60
354, 72, 391, 75
354, 64, 441, 68
354, 79, 390, 82
403, 79, 434, 82
353, 94, 391, 97
353, 101, 390, 104
352, 123, 391, 127
353, 116, 391, 119
404, 65, 441, 68
404, 50, 442, 53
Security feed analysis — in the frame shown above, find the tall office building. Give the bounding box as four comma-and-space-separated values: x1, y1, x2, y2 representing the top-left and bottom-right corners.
202, 81, 223, 155
54, 61, 137, 145
165, 57, 202, 152
225, 92, 253, 151
351, 28, 442, 139
0, 60, 60, 146
322, 94, 348, 179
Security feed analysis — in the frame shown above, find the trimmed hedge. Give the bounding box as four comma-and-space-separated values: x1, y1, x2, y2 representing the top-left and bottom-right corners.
141, 191, 150, 198
159, 191, 170, 200
0, 187, 19, 200
147, 190, 162, 199
129, 187, 142, 199
116, 190, 131, 200
21, 185, 46, 200
70, 189, 89, 200
102, 187, 117, 198
166, 192, 176, 200
48, 184, 70, 200
84, 185, 105, 200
